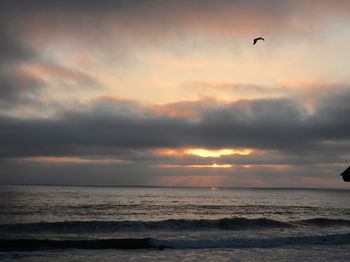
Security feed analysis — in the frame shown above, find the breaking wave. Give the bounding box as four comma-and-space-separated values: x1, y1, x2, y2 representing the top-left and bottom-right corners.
0, 218, 291, 233
1, 217, 350, 234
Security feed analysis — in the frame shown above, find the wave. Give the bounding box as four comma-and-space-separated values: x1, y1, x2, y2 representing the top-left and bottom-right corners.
0, 218, 292, 233
1, 217, 350, 234
152, 233, 350, 249
2, 233, 350, 251
295, 218, 350, 227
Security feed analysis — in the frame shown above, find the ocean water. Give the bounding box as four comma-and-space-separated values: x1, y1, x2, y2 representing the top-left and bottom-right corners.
1, 185, 350, 261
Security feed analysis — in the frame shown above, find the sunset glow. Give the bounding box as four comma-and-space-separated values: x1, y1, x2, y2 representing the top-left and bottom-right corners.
158, 163, 233, 169
185, 148, 251, 158
155, 148, 252, 158
4, 4, 350, 262
1, 0, 350, 188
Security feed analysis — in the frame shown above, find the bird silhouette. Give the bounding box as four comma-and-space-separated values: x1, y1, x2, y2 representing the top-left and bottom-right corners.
253, 37, 264, 45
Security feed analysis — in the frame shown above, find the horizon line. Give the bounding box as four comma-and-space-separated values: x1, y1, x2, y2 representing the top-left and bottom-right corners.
1, 183, 349, 190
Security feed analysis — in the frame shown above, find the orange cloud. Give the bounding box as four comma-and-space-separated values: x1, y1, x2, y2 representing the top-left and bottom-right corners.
151, 104, 201, 118
20, 62, 101, 88
150, 98, 219, 118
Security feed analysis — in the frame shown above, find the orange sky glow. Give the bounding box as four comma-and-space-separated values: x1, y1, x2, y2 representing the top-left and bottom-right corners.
154, 148, 252, 158
1, 1, 350, 188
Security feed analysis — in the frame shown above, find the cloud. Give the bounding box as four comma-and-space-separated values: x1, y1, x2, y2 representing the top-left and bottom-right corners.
0, 33, 33, 65
150, 98, 219, 118
4, 0, 350, 48
21, 62, 103, 89
0, 17, 40, 107
0, 69, 43, 106
0, 25, 102, 115
1, 1, 350, 187
0, 86, 349, 159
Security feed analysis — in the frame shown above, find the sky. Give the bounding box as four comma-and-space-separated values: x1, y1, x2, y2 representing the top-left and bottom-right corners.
1, 0, 350, 188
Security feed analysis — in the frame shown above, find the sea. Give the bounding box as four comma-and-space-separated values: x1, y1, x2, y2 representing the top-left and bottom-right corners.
1, 185, 350, 261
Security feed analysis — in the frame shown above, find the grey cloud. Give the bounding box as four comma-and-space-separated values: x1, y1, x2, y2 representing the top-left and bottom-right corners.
0, 70, 44, 106
191, 82, 291, 96
2, 1, 345, 16
2, 0, 350, 45
0, 19, 39, 108
0, 12, 35, 65
30, 62, 104, 90
0, 157, 344, 187
0, 158, 153, 186
0, 35, 101, 112
0, 0, 295, 13
0, 87, 350, 159
313, 89, 350, 123
0, 34, 33, 64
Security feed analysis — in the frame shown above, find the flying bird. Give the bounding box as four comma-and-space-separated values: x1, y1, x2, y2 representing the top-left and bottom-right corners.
253, 37, 264, 45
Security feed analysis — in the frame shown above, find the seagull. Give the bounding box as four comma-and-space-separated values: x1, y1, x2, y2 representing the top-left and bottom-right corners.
253, 37, 264, 45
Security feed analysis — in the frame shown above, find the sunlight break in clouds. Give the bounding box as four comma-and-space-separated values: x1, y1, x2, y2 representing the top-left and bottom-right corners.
155, 148, 252, 158
186, 148, 252, 158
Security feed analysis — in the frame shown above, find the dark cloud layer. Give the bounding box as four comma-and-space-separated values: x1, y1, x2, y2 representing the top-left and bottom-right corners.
0, 87, 350, 159
2, 0, 349, 15
3, 0, 350, 44
0, 8, 39, 109
0, 34, 33, 64
0, 70, 44, 107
